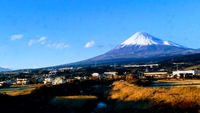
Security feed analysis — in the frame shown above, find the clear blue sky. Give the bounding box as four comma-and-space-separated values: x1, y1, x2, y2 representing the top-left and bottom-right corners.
0, 0, 200, 69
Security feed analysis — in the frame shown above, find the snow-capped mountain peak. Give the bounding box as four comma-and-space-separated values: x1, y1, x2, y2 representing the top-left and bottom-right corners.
62, 32, 200, 67
121, 32, 160, 46
119, 32, 186, 48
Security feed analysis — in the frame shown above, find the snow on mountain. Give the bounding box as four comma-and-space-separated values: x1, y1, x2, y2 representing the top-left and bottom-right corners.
119, 32, 186, 48
61, 31, 200, 67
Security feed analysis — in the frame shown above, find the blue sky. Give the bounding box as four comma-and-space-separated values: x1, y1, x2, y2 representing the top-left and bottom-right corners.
0, 0, 200, 69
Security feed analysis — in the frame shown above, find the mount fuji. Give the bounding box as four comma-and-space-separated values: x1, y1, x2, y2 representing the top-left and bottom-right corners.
118, 32, 186, 48
65, 32, 200, 66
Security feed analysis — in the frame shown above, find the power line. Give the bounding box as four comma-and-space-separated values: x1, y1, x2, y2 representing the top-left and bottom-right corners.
173, 63, 185, 71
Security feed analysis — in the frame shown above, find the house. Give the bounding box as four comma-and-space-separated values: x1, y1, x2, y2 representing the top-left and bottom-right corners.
16, 78, 29, 85
104, 72, 117, 76
74, 76, 84, 81
59, 67, 73, 72
52, 76, 66, 85
103, 72, 118, 79
0, 81, 10, 87
91, 73, 101, 79
43, 77, 53, 84
49, 70, 57, 75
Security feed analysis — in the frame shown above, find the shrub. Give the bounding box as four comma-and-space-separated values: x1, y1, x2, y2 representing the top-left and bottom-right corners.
50, 96, 98, 113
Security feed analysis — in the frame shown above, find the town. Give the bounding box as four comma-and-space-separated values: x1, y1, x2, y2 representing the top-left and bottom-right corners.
1, 62, 200, 87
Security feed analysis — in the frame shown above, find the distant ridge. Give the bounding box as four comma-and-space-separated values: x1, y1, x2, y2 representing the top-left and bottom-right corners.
0, 67, 11, 72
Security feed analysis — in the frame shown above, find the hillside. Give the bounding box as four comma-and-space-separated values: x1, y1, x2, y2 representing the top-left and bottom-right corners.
107, 81, 200, 113
0, 67, 11, 72
159, 53, 200, 70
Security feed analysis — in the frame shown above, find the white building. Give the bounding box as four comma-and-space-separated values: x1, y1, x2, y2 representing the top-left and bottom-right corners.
43, 77, 53, 84
52, 77, 66, 85
59, 67, 73, 72
172, 70, 198, 78
104, 72, 117, 76
103, 72, 118, 79
92, 73, 100, 77
16, 78, 29, 85
91, 73, 101, 79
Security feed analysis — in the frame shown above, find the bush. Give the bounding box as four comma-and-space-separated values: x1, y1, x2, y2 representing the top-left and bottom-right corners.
125, 74, 138, 83
50, 96, 98, 113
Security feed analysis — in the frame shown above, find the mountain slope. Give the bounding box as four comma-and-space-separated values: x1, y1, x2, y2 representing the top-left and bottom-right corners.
88, 32, 199, 60
65, 32, 200, 66
0, 67, 11, 72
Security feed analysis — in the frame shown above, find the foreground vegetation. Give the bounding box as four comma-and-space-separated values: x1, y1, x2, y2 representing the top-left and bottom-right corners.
0, 79, 200, 113
0, 80, 112, 113
107, 81, 200, 113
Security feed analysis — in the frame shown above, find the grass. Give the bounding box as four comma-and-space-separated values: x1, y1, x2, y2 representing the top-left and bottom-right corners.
2, 80, 200, 113
0, 84, 43, 96
107, 81, 200, 113
50, 95, 98, 107
0, 82, 100, 113
4, 84, 45, 96
49, 95, 98, 113
6, 88, 34, 96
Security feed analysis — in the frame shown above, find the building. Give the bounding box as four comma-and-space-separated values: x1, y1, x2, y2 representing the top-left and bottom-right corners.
91, 73, 101, 79
124, 64, 159, 68
52, 76, 66, 85
16, 78, 29, 85
59, 67, 73, 72
172, 70, 198, 78
104, 72, 117, 76
103, 72, 118, 79
74, 76, 84, 81
43, 77, 53, 84
144, 72, 168, 79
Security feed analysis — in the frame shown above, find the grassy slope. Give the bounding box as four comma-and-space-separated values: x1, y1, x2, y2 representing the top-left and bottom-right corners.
106, 81, 200, 113
1, 80, 200, 113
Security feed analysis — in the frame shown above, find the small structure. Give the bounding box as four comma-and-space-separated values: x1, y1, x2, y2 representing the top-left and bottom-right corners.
172, 70, 198, 78
74, 76, 84, 81
91, 73, 101, 79
16, 78, 29, 85
52, 76, 66, 85
59, 67, 73, 72
104, 72, 117, 76
0, 81, 10, 87
43, 77, 53, 84
104, 72, 118, 79
144, 72, 168, 79
124, 64, 159, 68
49, 70, 57, 75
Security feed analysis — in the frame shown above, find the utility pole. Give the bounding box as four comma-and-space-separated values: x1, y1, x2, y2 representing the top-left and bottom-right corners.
173, 63, 185, 71
173, 63, 185, 80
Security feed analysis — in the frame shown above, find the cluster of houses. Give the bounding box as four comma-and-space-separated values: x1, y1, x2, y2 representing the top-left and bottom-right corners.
1, 65, 200, 87
0, 70, 120, 87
